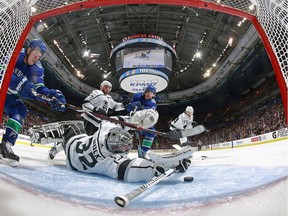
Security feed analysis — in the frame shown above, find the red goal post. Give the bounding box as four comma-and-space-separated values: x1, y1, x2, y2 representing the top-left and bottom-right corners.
0, 0, 287, 125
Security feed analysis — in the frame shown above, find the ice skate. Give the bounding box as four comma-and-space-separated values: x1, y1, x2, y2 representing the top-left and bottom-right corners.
0, 141, 20, 167
30, 131, 46, 144
48, 142, 64, 160
137, 147, 151, 161
48, 146, 57, 160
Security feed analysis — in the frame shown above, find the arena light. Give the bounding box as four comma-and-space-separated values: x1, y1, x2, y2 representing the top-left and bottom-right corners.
30, 7, 37, 13
83, 50, 90, 57
228, 38, 233, 46
103, 71, 111, 78
90, 53, 100, 57
248, 4, 255, 11
203, 69, 211, 78
195, 51, 201, 58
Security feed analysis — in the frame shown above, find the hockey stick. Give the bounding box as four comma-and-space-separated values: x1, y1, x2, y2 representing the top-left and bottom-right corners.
66, 104, 204, 139
31, 89, 66, 109
114, 168, 175, 208
67, 104, 173, 138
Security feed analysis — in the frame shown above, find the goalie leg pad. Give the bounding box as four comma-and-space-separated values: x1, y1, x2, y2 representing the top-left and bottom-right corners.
63, 123, 86, 141
81, 113, 101, 135
121, 157, 156, 182
149, 146, 193, 171
29, 121, 84, 144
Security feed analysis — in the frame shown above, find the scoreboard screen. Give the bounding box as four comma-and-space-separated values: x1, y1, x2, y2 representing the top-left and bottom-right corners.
115, 47, 172, 71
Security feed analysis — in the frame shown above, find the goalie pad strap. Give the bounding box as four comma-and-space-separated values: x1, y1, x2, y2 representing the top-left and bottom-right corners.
118, 159, 132, 180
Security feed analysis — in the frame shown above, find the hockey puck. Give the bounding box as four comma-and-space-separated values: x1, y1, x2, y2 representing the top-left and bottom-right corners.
184, 176, 194, 182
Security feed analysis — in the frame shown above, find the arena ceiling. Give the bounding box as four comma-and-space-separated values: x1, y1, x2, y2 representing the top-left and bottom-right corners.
36, 4, 257, 93
29, 2, 278, 124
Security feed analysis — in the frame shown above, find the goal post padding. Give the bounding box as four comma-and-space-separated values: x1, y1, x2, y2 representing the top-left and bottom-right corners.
0, 0, 287, 125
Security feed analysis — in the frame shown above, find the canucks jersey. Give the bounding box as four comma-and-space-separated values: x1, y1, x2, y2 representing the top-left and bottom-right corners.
8, 48, 51, 96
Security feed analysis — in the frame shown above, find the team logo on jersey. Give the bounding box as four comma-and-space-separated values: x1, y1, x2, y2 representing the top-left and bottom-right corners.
14, 68, 23, 77
35, 61, 43, 68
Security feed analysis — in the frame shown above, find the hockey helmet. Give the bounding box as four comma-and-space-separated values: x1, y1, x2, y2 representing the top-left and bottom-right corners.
100, 80, 112, 89
106, 128, 133, 154
144, 84, 156, 94
29, 39, 47, 55
186, 106, 194, 114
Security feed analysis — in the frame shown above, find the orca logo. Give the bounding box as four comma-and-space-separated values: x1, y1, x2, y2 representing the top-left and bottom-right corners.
272, 131, 277, 139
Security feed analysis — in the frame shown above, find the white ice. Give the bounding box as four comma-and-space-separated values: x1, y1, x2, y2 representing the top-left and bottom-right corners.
0, 140, 287, 216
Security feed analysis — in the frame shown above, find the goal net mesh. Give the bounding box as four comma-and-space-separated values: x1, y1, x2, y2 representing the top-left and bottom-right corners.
0, 0, 287, 97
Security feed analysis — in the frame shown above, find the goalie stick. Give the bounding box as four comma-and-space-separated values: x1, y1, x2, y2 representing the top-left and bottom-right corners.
114, 168, 175, 208
66, 104, 206, 140
114, 146, 193, 207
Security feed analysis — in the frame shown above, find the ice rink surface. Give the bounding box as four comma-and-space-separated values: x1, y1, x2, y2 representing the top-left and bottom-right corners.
0, 139, 287, 216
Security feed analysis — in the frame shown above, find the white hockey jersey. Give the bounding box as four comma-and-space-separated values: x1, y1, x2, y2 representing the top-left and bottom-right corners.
65, 121, 156, 182
81, 89, 126, 127
82, 89, 125, 114
170, 112, 194, 130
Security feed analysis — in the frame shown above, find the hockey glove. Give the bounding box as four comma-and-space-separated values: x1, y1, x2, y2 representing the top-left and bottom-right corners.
13, 76, 36, 100
192, 121, 199, 127
93, 107, 107, 115
176, 158, 191, 173
127, 101, 142, 113
47, 99, 64, 112
121, 98, 131, 108
49, 89, 66, 112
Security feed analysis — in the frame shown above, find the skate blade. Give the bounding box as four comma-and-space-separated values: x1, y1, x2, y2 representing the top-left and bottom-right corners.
0, 157, 19, 167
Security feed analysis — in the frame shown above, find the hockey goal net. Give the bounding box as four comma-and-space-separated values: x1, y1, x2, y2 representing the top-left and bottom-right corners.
0, 0, 287, 124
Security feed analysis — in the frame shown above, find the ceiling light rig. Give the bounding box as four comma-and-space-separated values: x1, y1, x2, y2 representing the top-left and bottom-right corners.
173, 25, 181, 49
36, 20, 48, 33
53, 40, 85, 79
202, 37, 233, 79
174, 34, 233, 80
79, 33, 87, 45
78, 32, 108, 74
237, 18, 247, 27
173, 31, 207, 76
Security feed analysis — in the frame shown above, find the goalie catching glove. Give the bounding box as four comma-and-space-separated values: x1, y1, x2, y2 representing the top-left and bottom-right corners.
149, 146, 193, 173
176, 158, 191, 173
129, 109, 159, 129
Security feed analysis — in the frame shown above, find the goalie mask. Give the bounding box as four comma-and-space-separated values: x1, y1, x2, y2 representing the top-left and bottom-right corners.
106, 128, 133, 154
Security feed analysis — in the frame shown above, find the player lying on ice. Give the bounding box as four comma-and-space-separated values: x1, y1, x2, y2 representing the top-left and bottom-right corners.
39, 105, 159, 161
29, 120, 192, 182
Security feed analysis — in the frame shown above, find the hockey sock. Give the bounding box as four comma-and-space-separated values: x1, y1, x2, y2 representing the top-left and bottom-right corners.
3, 118, 22, 145
141, 139, 153, 153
